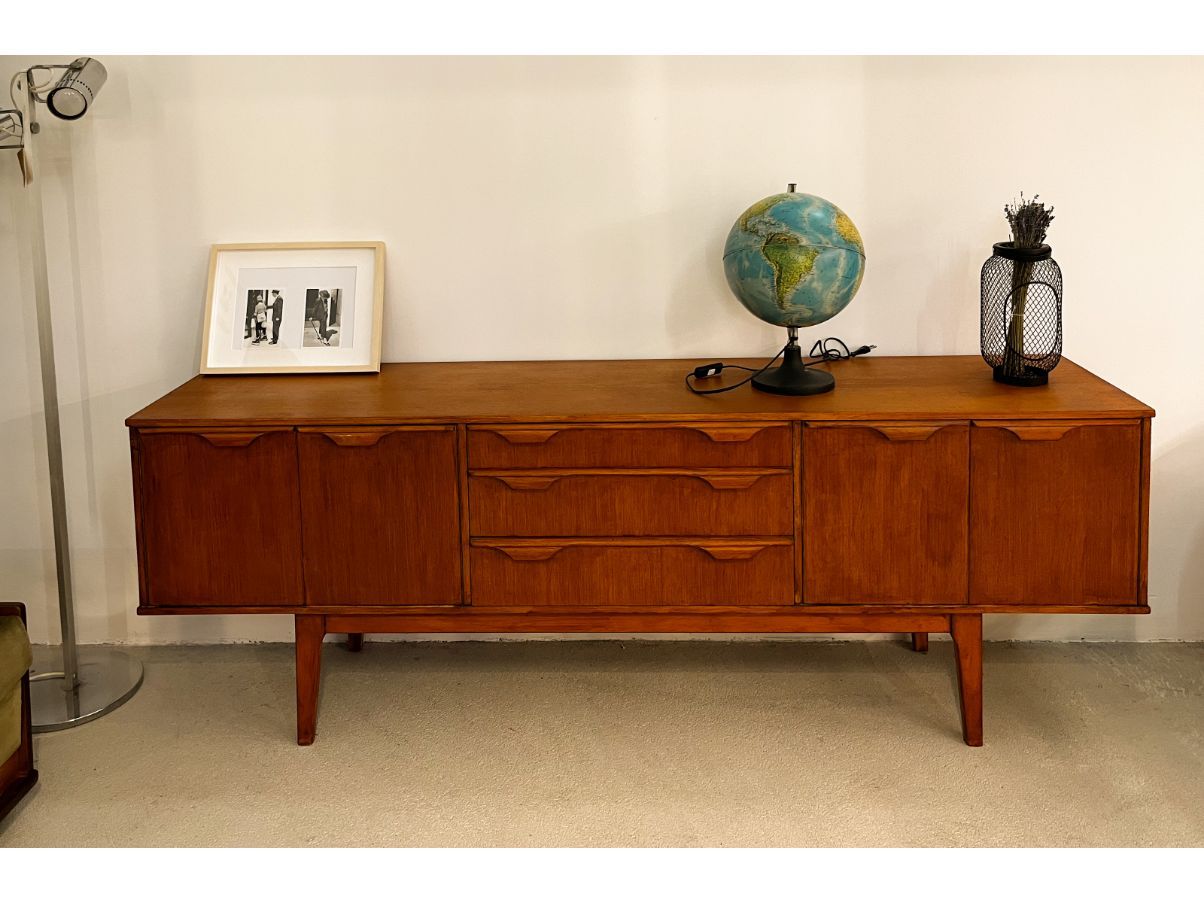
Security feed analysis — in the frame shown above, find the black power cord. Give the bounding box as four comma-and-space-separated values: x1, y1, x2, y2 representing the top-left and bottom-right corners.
685, 337, 876, 396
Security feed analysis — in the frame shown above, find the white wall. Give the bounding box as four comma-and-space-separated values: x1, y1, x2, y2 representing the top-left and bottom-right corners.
1, 56, 1201, 645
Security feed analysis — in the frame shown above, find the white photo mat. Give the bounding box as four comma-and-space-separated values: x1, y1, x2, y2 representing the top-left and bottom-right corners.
200, 243, 384, 373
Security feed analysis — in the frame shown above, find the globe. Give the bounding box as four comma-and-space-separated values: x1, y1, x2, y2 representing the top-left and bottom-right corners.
722, 190, 866, 329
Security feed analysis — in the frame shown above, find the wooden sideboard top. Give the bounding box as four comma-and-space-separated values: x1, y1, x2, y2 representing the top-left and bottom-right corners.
126, 355, 1154, 427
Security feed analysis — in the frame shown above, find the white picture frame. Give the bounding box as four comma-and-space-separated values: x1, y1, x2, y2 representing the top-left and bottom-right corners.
199, 242, 385, 374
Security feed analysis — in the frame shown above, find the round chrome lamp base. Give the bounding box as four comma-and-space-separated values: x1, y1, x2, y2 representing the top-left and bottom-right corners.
29, 647, 144, 732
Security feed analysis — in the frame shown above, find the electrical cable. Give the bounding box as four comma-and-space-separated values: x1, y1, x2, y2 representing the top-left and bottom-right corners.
684, 336, 876, 396
11, 67, 59, 109
684, 341, 789, 395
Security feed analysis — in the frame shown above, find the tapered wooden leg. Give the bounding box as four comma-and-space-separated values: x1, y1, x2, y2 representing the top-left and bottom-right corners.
950, 614, 983, 747
295, 615, 326, 746
911, 632, 929, 653
347, 632, 364, 652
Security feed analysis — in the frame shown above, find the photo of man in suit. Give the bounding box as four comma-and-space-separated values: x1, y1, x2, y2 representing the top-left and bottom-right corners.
269, 290, 285, 344
243, 288, 283, 348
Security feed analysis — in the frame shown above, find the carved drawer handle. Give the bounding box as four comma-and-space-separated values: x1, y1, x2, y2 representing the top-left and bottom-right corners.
997, 424, 1081, 441
869, 425, 947, 442
493, 545, 563, 562
695, 474, 764, 490
319, 431, 389, 448
693, 426, 768, 443
481, 471, 769, 490
198, 432, 270, 448
489, 474, 562, 491
488, 429, 561, 445
697, 544, 768, 561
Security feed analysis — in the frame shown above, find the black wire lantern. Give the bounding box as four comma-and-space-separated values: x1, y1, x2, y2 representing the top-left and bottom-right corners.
980, 241, 1062, 386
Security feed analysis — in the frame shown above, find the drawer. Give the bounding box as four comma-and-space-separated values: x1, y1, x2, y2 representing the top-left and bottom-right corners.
468, 422, 791, 468
470, 538, 794, 606
470, 468, 792, 536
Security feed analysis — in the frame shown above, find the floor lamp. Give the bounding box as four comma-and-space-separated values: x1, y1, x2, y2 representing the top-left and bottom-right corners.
2, 58, 143, 731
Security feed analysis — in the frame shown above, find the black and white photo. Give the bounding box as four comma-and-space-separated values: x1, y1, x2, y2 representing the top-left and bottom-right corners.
303, 288, 345, 347
241, 288, 286, 348
200, 242, 383, 373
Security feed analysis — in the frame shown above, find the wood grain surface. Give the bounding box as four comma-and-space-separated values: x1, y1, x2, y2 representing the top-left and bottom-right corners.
469, 470, 793, 536
124, 356, 1154, 749
298, 427, 463, 605
136, 429, 304, 606
969, 422, 1142, 605
295, 614, 325, 746
136, 602, 1151, 617
323, 611, 953, 635
127, 356, 1154, 428
470, 539, 794, 607
951, 614, 984, 746
469, 423, 792, 467
802, 423, 969, 604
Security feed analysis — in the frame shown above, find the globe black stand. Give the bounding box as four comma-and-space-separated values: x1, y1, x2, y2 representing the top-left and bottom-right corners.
752, 327, 835, 396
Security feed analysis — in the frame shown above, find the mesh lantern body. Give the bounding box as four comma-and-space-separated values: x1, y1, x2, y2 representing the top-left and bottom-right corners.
980, 241, 1063, 386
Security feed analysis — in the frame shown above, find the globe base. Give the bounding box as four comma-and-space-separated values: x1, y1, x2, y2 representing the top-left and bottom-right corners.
752, 344, 835, 396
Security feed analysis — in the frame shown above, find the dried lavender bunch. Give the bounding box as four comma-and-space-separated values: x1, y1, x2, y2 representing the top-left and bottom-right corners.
1002, 192, 1055, 378
1004, 193, 1055, 248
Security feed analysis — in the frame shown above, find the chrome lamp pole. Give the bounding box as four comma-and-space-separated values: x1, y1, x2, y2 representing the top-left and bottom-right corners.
3, 59, 143, 731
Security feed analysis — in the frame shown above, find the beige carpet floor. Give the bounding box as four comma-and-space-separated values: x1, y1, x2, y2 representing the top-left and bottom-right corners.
1, 640, 1201, 847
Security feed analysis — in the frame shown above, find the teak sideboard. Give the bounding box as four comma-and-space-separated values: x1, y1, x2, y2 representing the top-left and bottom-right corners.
126, 356, 1154, 746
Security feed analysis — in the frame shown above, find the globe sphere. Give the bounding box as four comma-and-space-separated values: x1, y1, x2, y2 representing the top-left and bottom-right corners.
722, 191, 866, 328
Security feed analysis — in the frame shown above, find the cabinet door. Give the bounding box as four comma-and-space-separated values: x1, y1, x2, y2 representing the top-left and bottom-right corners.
135, 429, 303, 607
802, 422, 969, 604
970, 421, 1141, 606
298, 427, 462, 606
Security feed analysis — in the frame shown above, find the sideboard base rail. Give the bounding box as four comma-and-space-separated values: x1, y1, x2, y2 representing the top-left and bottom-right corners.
136, 604, 1151, 617
294, 613, 983, 748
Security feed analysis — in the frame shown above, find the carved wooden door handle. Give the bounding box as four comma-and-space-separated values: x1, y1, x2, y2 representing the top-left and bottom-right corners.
696, 543, 770, 561
695, 474, 765, 490
806, 422, 963, 442
992, 423, 1082, 441
488, 474, 562, 491
317, 431, 391, 448
478, 469, 778, 490
491, 545, 564, 562
486, 428, 561, 445
197, 432, 271, 448
482, 540, 780, 562
868, 425, 949, 442
692, 426, 768, 443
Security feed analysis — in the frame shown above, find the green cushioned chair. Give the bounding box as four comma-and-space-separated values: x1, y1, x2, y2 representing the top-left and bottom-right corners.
0, 603, 37, 823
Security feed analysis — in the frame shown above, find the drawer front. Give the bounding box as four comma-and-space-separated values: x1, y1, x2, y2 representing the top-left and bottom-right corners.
469, 423, 791, 469
970, 421, 1142, 606
470, 539, 794, 606
470, 469, 791, 536
802, 422, 969, 604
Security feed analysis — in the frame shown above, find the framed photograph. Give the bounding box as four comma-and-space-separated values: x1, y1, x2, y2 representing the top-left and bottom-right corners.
199, 241, 384, 374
